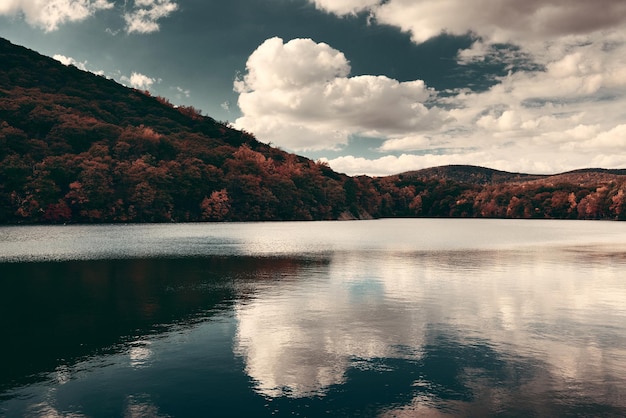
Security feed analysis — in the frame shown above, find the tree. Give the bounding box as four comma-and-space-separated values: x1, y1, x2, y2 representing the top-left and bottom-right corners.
200, 189, 230, 221
42, 200, 72, 223
609, 187, 626, 220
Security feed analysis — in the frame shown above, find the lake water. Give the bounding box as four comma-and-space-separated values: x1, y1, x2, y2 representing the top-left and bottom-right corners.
1, 219, 626, 417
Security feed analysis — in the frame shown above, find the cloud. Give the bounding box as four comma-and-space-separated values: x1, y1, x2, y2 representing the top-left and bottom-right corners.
310, 0, 626, 45
0, 0, 179, 34
325, 118, 626, 176
577, 125, 626, 151
174, 86, 190, 98
234, 37, 449, 151
121, 71, 157, 90
53, 53, 106, 75
53, 56, 160, 89
237, 30, 626, 175
377, 135, 430, 152
445, 37, 626, 173
0, 0, 113, 32
308, 0, 626, 99
105, 27, 121, 36
321, 154, 493, 177
124, 0, 178, 34
234, 37, 350, 92
53, 53, 88, 71
309, 0, 380, 16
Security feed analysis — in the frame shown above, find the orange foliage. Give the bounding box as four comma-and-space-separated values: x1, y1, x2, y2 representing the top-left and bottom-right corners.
201, 189, 230, 221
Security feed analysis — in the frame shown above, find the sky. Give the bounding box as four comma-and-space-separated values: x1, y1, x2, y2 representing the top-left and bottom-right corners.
1, 0, 626, 176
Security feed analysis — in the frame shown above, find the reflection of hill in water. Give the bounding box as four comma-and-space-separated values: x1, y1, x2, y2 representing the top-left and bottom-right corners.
0, 256, 323, 392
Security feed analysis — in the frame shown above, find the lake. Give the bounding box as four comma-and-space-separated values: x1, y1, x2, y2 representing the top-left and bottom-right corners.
1, 219, 626, 417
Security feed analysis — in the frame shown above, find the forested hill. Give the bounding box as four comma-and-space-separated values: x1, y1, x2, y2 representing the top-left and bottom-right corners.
402, 165, 546, 185
404, 165, 626, 186
0, 37, 356, 222
1, 37, 626, 223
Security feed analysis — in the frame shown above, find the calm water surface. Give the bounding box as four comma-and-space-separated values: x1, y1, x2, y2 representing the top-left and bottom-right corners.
1, 219, 626, 417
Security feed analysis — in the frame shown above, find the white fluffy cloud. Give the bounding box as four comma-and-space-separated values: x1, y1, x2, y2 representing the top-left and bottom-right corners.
53, 53, 107, 75
121, 71, 157, 90
309, 0, 379, 16
53, 53, 88, 70
234, 37, 350, 91
0, 0, 113, 32
0, 0, 178, 34
234, 37, 448, 151
236, 32, 626, 175
577, 125, 626, 151
124, 0, 178, 34
324, 42, 626, 177
268, 0, 626, 176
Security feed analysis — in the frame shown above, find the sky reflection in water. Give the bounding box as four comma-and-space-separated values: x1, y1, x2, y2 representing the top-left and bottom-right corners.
1, 219, 626, 417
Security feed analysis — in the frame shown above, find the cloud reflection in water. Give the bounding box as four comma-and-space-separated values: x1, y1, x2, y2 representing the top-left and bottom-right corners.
234, 246, 626, 415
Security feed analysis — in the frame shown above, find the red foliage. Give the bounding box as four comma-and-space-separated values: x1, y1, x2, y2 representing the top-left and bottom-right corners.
201, 189, 230, 221
43, 200, 72, 222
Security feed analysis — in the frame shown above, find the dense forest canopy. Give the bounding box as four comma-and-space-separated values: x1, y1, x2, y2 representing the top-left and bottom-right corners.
1, 37, 626, 223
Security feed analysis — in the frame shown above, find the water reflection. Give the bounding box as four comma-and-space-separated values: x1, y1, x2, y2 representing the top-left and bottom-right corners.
234, 247, 626, 415
129, 341, 153, 369
124, 394, 170, 418
0, 256, 319, 392
1, 220, 626, 417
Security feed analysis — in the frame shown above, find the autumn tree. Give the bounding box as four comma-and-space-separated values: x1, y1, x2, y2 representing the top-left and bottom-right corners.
200, 189, 230, 221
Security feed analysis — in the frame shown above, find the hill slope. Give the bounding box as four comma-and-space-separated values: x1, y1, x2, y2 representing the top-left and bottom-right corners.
402, 165, 546, 185
0, 37, 357, 223
404, 165, 626, 187
1, 37, 626, 222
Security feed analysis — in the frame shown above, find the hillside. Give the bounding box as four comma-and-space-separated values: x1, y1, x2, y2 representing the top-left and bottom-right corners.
402, 165, 546, 185
1, 37, 626, 222
0, 37, 356, 223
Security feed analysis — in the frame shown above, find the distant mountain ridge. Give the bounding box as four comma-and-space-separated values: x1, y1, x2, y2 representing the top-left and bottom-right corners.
1, 37, 626, 222
403, 165, 626, 186
402, 165, 546, 185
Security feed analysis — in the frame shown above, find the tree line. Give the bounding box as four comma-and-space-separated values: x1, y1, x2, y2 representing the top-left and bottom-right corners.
2, 112, 625, 223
